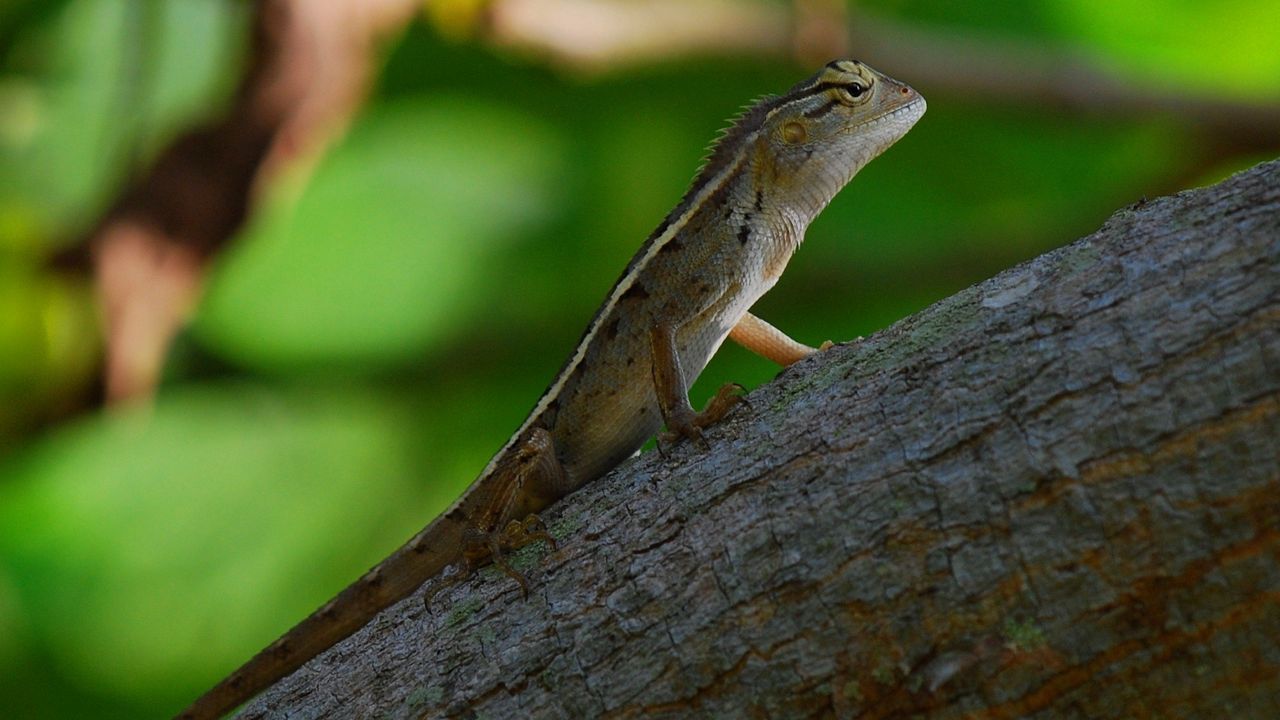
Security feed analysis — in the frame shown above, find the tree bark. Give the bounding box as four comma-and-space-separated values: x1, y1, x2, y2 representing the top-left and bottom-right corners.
241, 159, 1280, 719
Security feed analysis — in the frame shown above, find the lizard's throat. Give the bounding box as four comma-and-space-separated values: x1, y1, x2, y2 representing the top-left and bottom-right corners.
791, 161, 862, 225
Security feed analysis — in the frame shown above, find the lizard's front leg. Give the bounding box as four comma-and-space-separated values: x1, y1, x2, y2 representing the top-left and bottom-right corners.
729, 311, 833, 366
650, 323, 743, 448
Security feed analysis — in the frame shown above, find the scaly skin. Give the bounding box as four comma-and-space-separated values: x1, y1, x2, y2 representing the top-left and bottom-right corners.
176, 59, 925, 719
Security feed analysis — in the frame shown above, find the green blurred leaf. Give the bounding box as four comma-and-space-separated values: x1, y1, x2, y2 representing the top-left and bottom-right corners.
0, 384, 434, 706
195, 97, 565, 369
1050, 0, 1280, 96
2, 0, 241, 239
0, 265, 98, 443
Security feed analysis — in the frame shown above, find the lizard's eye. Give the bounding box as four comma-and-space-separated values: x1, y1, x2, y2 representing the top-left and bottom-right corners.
840, 82, 870, 104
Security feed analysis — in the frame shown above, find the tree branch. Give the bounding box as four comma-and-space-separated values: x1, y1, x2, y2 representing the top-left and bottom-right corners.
239, 159, 1280, 718
485, 0, 1280, 150
75, 0, 420, 404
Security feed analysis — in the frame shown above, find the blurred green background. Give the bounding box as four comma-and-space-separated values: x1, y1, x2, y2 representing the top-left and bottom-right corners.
0, 0, 1277, 717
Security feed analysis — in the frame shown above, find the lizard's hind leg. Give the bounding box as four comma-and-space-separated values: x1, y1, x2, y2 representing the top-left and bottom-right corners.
463, 428, 567, 597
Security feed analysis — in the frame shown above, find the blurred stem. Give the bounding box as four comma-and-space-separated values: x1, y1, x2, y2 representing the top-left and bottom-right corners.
844, 11, 1280, 150
478, 0, 1280, 149
77, 0, 423, 405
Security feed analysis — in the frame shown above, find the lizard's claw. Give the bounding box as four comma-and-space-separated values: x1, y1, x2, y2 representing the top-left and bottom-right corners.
659, 423, 708, 452
488, 532, 531, 598
518, 514, 558, 552
502, 514, 557, 553
695, 382, 747, 428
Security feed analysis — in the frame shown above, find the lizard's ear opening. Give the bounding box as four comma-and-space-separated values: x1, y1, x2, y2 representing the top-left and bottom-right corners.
782, 120, 808, 144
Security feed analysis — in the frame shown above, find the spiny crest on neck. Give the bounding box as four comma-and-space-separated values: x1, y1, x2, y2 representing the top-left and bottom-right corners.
689, 93, 784, 190
636, 60, 874, 247
672, 60, 870, 211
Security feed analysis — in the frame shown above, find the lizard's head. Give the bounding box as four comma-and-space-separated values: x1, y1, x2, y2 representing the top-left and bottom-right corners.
750, 59, 926, 220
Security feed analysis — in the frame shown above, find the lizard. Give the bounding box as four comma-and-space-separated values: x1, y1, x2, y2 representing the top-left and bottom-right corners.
176, 59, 925, 720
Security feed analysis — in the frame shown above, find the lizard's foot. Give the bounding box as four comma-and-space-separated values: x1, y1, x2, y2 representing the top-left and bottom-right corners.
487, 531, 531, 597
697, 382, 747, 426
502, 513, 557, 553
659, 382, 746, 450
469, 513, 558, 599
657, 404, 706, 451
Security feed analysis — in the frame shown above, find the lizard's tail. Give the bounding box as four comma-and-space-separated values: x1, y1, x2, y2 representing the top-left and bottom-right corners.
174, 515, 465, 720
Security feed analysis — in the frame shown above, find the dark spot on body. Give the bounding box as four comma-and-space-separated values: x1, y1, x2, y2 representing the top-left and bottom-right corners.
754, 190, 764, 212
626, 356, 635, 366
620, 283, 650, 301
658, 237, 683, 254
737, 224, 751, 245
604, 317, 620, 340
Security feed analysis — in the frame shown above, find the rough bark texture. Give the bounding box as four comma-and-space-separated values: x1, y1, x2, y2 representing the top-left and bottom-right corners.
242, 159, 1280, 719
